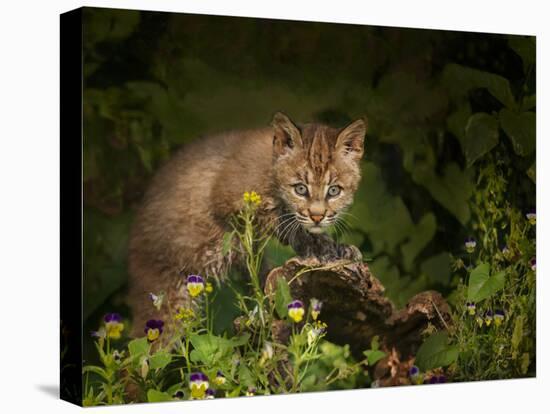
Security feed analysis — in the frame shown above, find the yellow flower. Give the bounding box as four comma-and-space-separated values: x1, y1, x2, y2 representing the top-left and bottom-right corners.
250, 192, 261, 205
147, 328, 160, 342
189, 372, 209, 399
243, 191, 261, 206
494, 310, 505, 327
526, 210, 536, 225
484, 311, 493, 326
106, 323, 124, 339
175, 307, 195, 321
144, 319, 164, 342
186, 275, 205, 297
190, 382, 208, 400
212, 371, 226, 386
287, 300, 305, 323
103, 313, 124, 340
307, 320, 328, 346
310, 298, 322, 321
205, 282, 213, 294
475, 316, 484, 328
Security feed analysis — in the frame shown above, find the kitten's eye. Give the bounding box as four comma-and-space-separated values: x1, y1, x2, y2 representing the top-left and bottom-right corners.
327, 185, 341, 197
294, 184, 309, 197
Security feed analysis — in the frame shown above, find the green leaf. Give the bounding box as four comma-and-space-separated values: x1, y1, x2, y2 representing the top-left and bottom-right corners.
499, 109, 536, 156
420, 253, 451, 286
401, 213, 437, 271
462, 113, 499, 166
415, 332, 458, 371
511, 316, 524, 351
147, 389, 172, 403
189, 333, 249, 366
467, 263, 506, 303
149, 351, 172, 370
447, 102, 471, 141
128, 337, 150, 358
136, 144, 153, 172
238, 364, 255, 387
349, 162, 416, 253
82, 365, 110, 381
508, 36, 535, 73
365, 350, 386, 366
371, 335, 380, 351
369, 256, 427, 308
411, 162, 474, 225
443, 63, 517, 109
274, 277, 293, 319
363, 339, 386, 367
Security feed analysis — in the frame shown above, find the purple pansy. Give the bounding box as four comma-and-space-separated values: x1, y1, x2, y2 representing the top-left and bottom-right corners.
428, 375, 446, 384
144, 319, 164, 342
187, 274, 206, 297
190, 372, 209, 383
526, 209, 536, 225
287, 299, 305, 323
464, 237, 476, 253
104, 313, 122, 323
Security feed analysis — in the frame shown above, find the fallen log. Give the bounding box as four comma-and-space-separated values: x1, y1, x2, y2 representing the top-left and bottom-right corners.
264, 256, 451, 384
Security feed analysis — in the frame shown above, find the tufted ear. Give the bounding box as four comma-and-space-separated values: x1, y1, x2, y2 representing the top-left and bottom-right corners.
271, 112, 303, 158
335, 118, 367, 161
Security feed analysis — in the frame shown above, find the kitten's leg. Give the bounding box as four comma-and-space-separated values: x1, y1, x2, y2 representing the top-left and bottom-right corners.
284, 227, 362, 262
127, 257, 185, 338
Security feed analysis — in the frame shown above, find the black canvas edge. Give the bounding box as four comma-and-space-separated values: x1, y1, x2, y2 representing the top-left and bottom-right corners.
60, 7, 83, 407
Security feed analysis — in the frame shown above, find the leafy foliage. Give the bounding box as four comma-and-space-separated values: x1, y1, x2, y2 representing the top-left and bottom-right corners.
81, 8, 535, 393
467, 263, 506, 303
415, 332, 458, 371
83, 195, 374, 404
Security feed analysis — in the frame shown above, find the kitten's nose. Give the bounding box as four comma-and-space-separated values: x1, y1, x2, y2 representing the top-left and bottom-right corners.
310, 213, 325, 224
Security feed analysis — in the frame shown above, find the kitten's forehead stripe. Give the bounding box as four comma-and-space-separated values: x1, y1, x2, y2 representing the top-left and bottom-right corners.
303, 126, 335, 180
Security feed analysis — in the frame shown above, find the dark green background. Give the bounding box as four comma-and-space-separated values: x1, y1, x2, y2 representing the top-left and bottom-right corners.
82, 7, 535, 357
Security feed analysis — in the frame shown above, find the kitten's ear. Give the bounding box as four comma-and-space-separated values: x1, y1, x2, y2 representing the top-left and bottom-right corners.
335, 118, 367, 161
271, 112, 303, 157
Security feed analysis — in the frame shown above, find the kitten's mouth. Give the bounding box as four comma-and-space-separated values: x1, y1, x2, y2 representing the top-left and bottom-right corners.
295, 212, 334, 234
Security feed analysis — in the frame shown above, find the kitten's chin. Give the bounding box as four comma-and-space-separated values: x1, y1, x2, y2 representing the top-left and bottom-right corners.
306, 226, 325, 234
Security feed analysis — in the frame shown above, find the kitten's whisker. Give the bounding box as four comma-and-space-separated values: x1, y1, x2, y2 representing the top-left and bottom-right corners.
338, 211, 360, 223
333, 220, 346, 245
271, 215, 297, 237
279, 217, 297, 243
334, 217, 351, 241
337, 218, 352, 232
265, 212, 296, 232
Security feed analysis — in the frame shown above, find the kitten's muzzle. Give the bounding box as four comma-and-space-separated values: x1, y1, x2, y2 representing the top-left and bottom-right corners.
310, 214, 325, 224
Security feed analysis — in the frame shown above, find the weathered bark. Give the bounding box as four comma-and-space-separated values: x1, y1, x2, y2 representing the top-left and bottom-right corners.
264, 256, 451, 363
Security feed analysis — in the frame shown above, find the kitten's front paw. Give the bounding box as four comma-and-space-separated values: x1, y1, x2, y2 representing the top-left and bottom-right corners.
336, 244, 362, 262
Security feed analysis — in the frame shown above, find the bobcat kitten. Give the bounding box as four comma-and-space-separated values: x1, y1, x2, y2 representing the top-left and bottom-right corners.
128, 112, 367, 336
